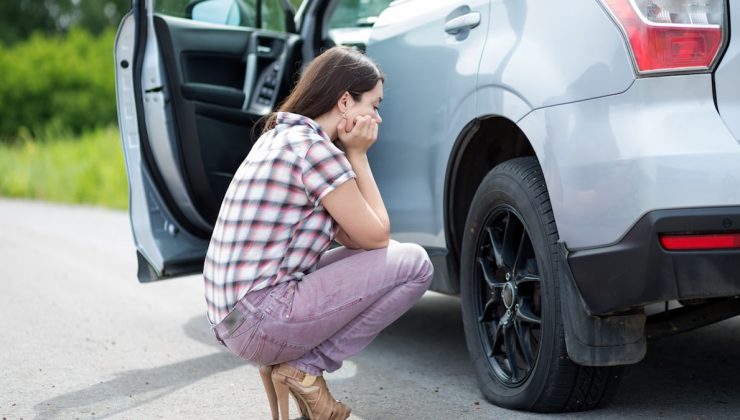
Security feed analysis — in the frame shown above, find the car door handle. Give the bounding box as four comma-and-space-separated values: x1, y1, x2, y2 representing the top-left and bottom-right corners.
444, 12, 481, 35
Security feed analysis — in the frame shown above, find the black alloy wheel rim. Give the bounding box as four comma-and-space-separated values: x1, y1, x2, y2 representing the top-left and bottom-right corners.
474, 206, 543, 386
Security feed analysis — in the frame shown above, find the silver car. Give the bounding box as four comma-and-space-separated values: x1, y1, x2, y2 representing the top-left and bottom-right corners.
115, 0, 740, 412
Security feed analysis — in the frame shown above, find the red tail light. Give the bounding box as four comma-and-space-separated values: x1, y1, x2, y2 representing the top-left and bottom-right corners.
659, 232, 740, 250
600, 0, 727, 74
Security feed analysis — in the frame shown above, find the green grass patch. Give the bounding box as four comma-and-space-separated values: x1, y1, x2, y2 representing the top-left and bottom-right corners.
0, 28, 117, 140
0, 126, 128, 209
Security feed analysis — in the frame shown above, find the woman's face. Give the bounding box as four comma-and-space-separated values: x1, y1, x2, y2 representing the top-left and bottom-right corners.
344, 80, 383, 129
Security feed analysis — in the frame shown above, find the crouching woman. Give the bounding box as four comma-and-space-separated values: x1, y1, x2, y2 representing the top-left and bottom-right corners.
204, 46, 433, 420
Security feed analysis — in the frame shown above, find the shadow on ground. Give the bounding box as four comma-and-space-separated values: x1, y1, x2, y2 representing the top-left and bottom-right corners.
33, 316, 241, 419
34, 293, 740, 418
342, 293, 740, 417
607, 317, 740, 414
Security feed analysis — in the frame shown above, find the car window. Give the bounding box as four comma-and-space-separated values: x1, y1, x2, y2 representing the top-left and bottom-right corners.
325, 0, 391, 49
328, 0, 393, 29
261, 0, 291, 31
154, 0, 303, 30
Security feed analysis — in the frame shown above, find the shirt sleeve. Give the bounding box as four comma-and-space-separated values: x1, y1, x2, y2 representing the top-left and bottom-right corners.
302, 139, 357, 205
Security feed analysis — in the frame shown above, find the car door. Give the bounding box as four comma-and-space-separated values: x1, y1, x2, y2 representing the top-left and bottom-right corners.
115, 0, 303, 282
366, 0, 489, 251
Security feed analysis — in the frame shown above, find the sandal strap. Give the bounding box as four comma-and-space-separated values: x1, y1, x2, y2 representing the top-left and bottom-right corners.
271, 363, 351, 420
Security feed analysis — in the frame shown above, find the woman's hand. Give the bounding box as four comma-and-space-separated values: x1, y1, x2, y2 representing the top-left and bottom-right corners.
337, 115, 378, 155
323, 113, 389, 250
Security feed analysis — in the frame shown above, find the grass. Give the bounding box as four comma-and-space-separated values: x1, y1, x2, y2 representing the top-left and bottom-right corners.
0, 126, 128, 209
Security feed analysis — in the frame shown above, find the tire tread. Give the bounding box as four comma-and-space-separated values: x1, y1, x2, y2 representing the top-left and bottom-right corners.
461, 157, 623, 413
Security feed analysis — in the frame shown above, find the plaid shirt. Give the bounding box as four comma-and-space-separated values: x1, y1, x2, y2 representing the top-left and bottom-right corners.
203, 112, 356, 325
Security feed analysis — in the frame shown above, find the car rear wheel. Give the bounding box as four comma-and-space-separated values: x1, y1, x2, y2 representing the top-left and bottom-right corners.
460, 157, 623, 412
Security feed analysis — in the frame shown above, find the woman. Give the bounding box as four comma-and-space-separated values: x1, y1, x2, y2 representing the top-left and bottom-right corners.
204, 46, 434, 420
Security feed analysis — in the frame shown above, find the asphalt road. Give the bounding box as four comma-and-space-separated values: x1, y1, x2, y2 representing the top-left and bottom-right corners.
2, 198, 740, 419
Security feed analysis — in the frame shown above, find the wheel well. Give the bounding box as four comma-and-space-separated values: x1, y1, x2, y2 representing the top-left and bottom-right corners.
445, 116, 536, 274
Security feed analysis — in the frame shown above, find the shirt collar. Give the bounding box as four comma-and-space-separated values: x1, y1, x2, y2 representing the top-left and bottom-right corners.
276, 112, 331, 141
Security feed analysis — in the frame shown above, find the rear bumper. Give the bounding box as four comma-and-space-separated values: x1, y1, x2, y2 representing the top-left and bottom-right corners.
566, 206, 740, 315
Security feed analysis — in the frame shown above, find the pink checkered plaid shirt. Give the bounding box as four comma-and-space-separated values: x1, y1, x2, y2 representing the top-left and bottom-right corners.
204, 112, 357, 325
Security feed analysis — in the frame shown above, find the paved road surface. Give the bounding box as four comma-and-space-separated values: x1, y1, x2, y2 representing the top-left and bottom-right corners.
2, 198, 739, 419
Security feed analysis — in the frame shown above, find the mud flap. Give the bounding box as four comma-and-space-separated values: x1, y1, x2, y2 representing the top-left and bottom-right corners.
559, 242, 647, 366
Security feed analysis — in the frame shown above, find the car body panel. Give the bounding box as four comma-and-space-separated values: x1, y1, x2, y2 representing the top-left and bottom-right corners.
715, 4, 740, 143
367, 0, 490, 248
519, 74, 740, 249
477, 0, 635, 120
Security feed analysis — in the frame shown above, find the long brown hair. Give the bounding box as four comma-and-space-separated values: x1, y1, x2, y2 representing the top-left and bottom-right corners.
262, 46, 384, 133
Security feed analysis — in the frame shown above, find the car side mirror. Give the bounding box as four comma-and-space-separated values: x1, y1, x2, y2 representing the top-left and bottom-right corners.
188, 0, 241, 26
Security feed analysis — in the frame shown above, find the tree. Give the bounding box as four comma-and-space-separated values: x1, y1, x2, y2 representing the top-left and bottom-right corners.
0, 0, 132, 45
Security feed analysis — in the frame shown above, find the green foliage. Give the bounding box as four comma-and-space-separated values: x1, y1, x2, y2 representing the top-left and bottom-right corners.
0, 27, 117, 141
0, 126, 128, 209
0, 0, 131, 46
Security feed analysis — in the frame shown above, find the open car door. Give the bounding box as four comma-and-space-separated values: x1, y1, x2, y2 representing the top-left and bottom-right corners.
114, 0, 303, 282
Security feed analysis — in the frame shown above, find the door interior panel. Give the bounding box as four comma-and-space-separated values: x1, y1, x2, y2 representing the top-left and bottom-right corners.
182, 52, 246, 88
182, 82, 245, 108
152, 15, 302, 225
195, 113, 254, 201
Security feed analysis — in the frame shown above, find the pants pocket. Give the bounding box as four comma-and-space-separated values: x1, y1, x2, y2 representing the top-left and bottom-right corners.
224, 311, 262, 340
250, 330, 283, 365
249, 330, 310, 365
237, 329, 263, 360
222, 316, 262, 360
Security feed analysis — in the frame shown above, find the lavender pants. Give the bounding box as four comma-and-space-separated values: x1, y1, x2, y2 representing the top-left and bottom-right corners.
213, 240, 434, 375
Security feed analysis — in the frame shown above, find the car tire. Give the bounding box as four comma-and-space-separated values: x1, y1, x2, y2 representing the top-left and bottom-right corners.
460, 157, 623, 412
